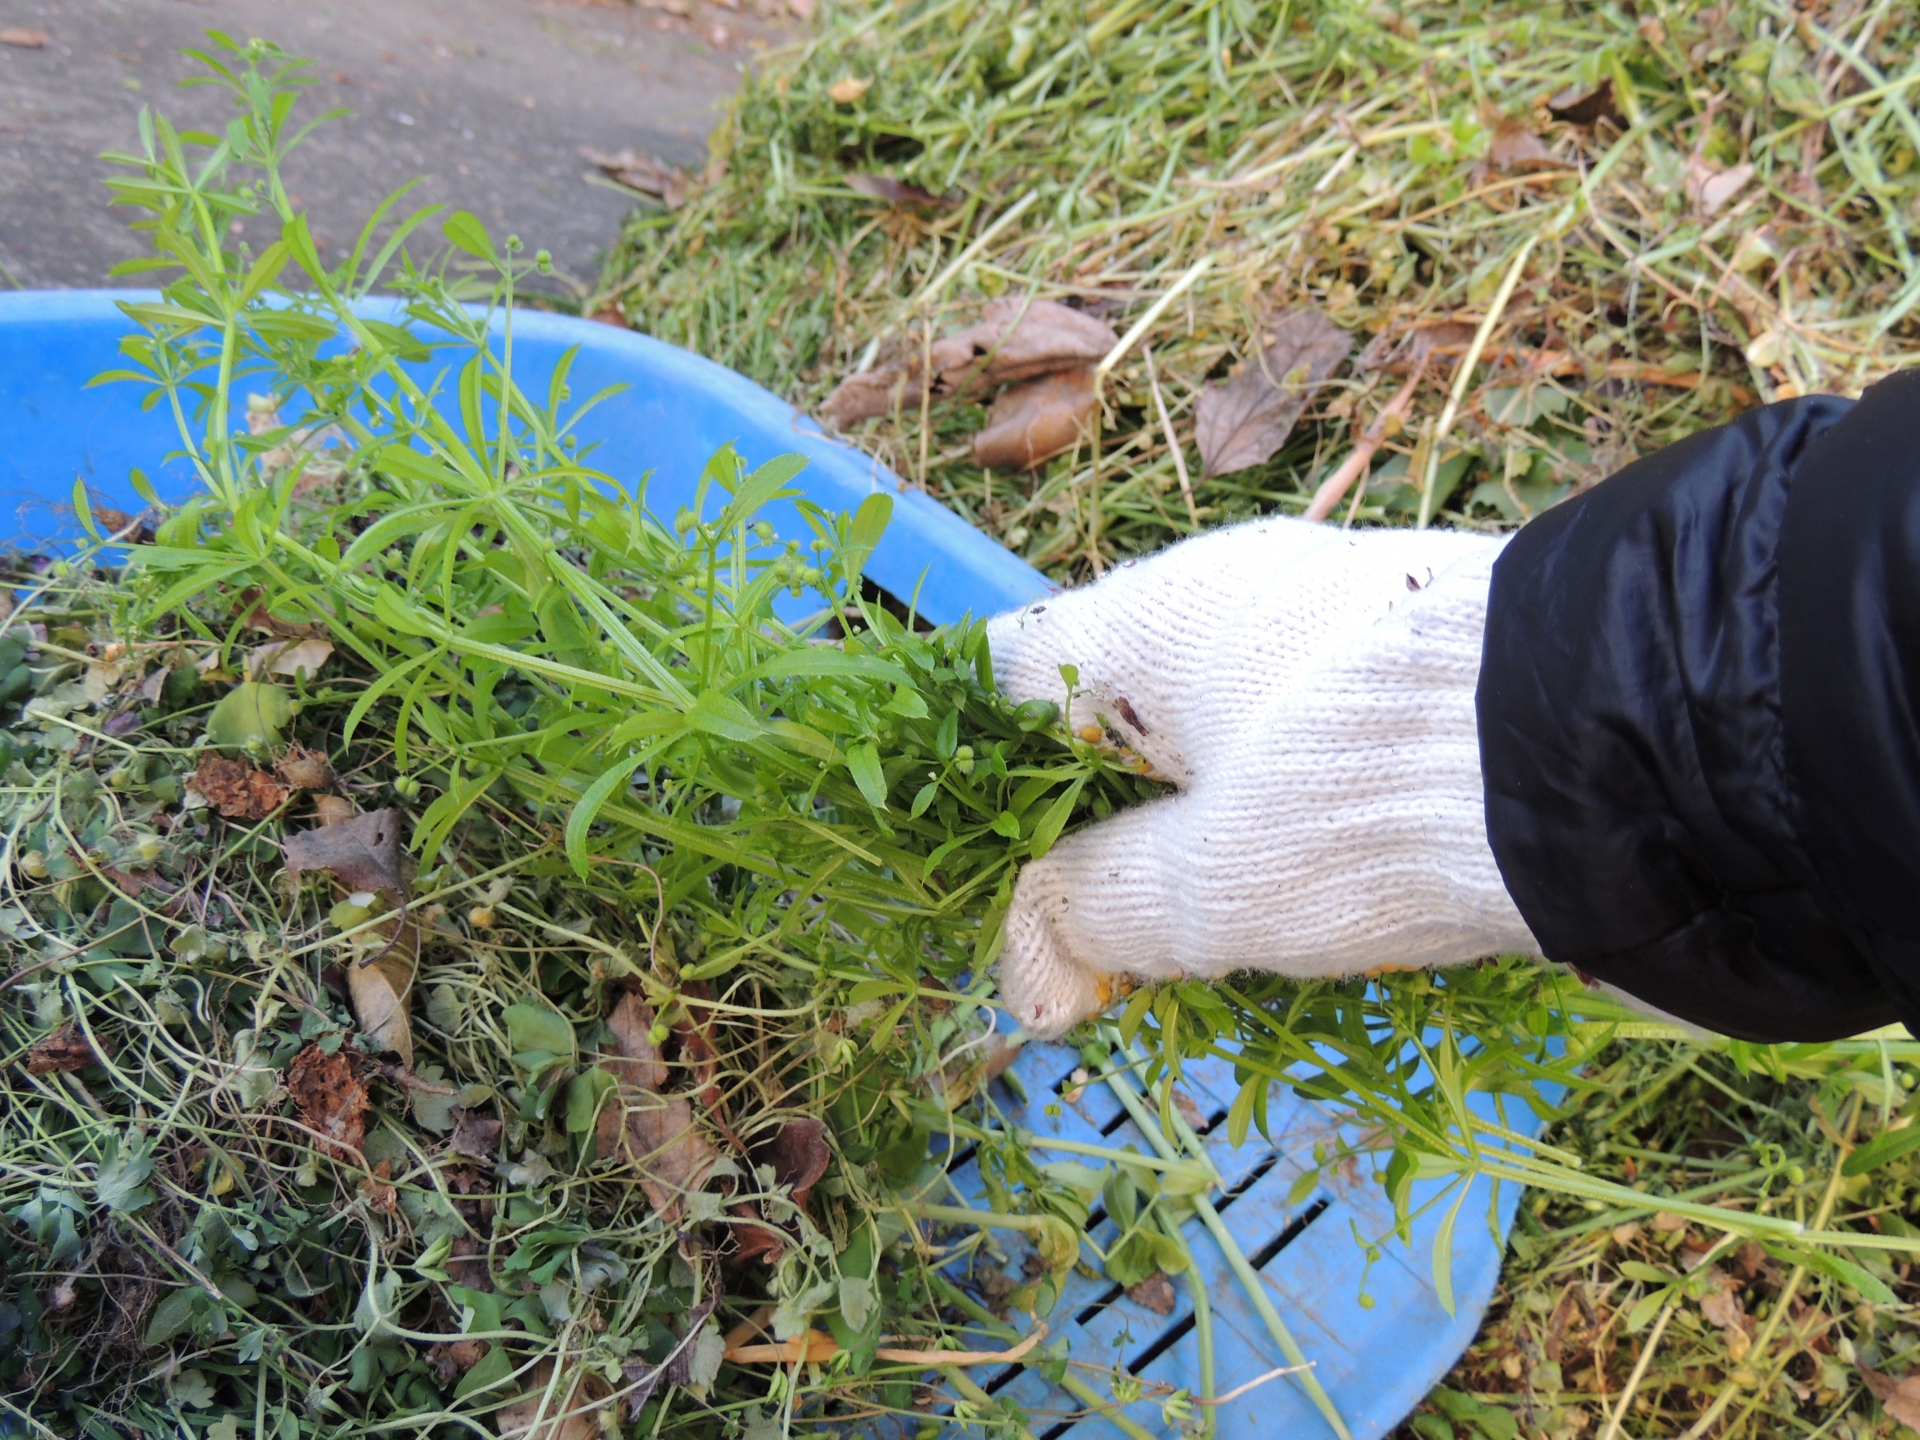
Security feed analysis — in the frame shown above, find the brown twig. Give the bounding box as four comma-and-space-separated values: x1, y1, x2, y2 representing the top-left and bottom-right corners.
1303, 362, 1427, 522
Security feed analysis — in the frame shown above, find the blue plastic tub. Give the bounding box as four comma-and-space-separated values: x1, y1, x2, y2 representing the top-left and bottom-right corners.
0, 288, 1543, 1440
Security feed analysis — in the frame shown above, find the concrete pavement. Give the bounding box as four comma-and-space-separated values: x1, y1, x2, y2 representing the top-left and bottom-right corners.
0, 0, 789, 295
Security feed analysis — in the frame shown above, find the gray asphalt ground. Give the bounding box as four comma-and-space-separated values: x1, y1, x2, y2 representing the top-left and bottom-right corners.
1, 0, 788, 296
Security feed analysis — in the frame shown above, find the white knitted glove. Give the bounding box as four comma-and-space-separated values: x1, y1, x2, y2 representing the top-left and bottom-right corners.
987, 516, 1540, 1039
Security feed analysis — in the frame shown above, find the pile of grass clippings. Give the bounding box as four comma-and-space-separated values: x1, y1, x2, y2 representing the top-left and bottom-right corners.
592, 0, 1920, 580
12, 19, 1920, 1440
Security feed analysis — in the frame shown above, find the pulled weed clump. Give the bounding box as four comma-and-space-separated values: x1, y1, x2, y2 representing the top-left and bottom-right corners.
593, 0, 1920, 579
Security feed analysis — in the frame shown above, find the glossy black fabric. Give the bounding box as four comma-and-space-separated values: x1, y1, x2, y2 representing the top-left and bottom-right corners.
1478, 386, 1908, 1041
1780, 370, 1920, 1030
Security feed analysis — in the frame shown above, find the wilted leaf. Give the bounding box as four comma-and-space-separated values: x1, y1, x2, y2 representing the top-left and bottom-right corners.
284, 808, 411, 898
26, 1023, 105, 1076
246, 636, 333, 681
189, 755, 289, 821
1488, 119, 1554, 172
752, 1117, 831, 1205
846, 172, 955, 207
287, 1042, 369, 1162
450, 1108, 504, 1162
593, 993, 718, 1222
827, 76, 871, 104
1356, 320, 1478, 374
580, 148, 689, 209
1698, 1282, 1743, 1329
1685, 157, 1755, 217
821, 298, 1116, 426
275, 744, 335, 791
494, 1360, 613, 1440
1858, 1365, 1920, 1429
430, 1339, 490, 1387
1126, 1273, 1177, 1316
205, 681, 293, 750
1547, 77, 1624, 127
349, 942, 416, 1065
1194, 310, 1351, 478
973, 367, 1098, 471
312, 793, 358, 826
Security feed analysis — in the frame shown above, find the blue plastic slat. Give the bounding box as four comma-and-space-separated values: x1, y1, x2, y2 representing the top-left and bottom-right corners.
0, 290, 1054, 625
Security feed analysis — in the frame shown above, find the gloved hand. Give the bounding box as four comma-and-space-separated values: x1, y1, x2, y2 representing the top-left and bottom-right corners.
987, 516, 1540, 1039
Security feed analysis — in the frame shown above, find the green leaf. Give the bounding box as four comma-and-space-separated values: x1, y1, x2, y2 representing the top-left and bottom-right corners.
1027, 777, 1086, 859
1843, 1122, 1920, 1176
842, 493, 893, 586
846, 741, 888, 810
719, 452, 808, 530
95, 1130, 156, 1213
143, 1286, 205, 1346
1226, 1078, 1258, 1148
566, 752, 651, 877
206, 681, 293, 750
442, 210, 497, 262
1767, 1241, 1897, 1305
685, 689, 762, 742
503, 1003, 575, 1064
565, 1067, 619, 1138
73, 478, 99, 538
1431, 1183, 1469, 1316
738, 649, 909, 688
453, 1344, 516, 1400
989, 810, 1020, 839
1624, 1288, 1669, 1333
1616, 1261, 1673, 1284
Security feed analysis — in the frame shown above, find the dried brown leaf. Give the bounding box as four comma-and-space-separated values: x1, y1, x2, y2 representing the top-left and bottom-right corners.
0, 26, 49, 47
753, 1117, 831, 1205
287, 1043, 368, 1161
1194, 310, 1351, 478
1547, 77, 1624, 127
1126, 1273, 1178, 1315
430, 1339, 489, 1386
190, 755, 290, 821
349, 942, 416, 1064
827, 75, 871, 104
1858, 1365, 1920, 1429
1698, 1284, 1743, 1329
594, 994, 717, 1221
945, 298, 1118, 392
26, 1024, 106, 1076
495, 1361, 612, 1440
1685, 157, 1755, 217
822, 300, 1115, 428
1489, 120, 1554, 172
275, 745, 335, 791
246, 636, 333, 681
973, 367, 1098, 471
283, 808, 410, 898
845, 172, 955, 207
450, 1108, 504, 1162
580, 147, 689, 209
312, 794, 359, 826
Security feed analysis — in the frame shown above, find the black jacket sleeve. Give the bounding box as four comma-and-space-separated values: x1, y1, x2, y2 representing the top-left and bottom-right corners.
1477, 372, 1920, 1042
